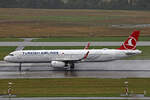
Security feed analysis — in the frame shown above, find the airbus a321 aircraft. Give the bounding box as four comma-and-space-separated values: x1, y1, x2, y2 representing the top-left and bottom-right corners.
4, 30, 142, 71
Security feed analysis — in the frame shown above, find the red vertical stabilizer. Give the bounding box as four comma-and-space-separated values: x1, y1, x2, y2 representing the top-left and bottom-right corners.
118, 30, 140, 50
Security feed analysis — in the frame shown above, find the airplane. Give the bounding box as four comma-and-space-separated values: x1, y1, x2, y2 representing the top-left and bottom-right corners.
4, 30, 142, 71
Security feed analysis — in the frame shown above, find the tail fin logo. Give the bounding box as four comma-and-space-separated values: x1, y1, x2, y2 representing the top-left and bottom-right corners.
123, 36, 136, 50
118, 30, 140, 50
127, 38, 134, 46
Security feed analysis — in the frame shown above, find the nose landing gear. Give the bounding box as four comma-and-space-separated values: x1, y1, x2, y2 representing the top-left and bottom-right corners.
19, 63, 22, 71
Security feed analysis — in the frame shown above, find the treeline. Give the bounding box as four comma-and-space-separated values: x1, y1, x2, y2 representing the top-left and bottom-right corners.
0, 0, 150, 10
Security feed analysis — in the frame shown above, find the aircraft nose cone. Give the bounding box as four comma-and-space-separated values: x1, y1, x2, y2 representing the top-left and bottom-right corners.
4, 56, 9, 62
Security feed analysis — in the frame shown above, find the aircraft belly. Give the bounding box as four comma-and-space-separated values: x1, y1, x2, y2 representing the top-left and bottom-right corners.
87, 54, 125, 62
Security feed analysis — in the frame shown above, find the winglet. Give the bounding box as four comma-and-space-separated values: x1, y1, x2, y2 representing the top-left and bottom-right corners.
83, 51, 89, 59
118, 30, 140, 50
84, 42, 90, 49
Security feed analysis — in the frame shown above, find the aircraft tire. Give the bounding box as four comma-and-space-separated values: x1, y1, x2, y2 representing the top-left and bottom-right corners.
70, 63, 75, 70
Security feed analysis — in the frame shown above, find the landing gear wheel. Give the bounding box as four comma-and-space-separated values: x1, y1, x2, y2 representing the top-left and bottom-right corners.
64, 62, 75, 71
70, 63, 75, 70
64, 62, 70, 71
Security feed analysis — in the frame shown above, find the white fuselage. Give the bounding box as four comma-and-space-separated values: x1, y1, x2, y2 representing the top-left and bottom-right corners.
4, 49, 142, 63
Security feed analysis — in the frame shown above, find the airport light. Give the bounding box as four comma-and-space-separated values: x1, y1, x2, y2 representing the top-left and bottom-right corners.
8, 82, 12, 85
124, 81, 128, 85
144, 90, 146, 96
8, 82, 13, 98
124, 81, 128, 96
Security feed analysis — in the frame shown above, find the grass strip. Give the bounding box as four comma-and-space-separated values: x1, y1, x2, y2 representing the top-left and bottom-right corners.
0, 46, 16, 60
0, 15, 121, 22
0, 38, 23, 42
32, 36, 150, 42
1, 9, 150, 37
0, 78, 149, 97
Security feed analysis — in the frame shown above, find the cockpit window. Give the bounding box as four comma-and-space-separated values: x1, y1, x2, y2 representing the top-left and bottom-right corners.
8, 54, 14, 56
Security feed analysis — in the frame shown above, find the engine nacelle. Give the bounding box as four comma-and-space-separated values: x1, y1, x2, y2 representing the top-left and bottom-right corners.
51, 61, 65, 68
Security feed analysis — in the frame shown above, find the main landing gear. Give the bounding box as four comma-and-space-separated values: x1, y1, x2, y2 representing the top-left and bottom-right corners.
19, 63, 22, 71
64, 62, 75, 71
70, 63, 75, 70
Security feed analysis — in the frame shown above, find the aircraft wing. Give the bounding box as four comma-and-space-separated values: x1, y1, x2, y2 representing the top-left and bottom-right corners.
53, 51, 89, 62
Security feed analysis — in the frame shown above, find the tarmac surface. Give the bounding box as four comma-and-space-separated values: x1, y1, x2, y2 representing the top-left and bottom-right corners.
0, 60, 150, 79
0, 41, 150, 46
15, 38, 34, 50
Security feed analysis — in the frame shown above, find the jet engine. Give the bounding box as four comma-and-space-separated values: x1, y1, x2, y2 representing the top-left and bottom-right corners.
51, 61, 65, 68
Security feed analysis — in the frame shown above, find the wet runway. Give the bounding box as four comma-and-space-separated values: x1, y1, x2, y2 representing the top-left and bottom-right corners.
0, 41, 150, 46
0, 60, 150, 79
1, 70, 150, 79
